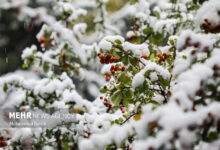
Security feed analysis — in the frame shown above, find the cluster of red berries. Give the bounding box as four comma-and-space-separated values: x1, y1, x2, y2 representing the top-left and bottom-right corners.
38, 38, 52, 50
110, 65, 125, 74
180, 37, 210, 52
100, 96, 112, 108
202, 19, 220, 34
0, 138, 8, 148
119, 105, 125, 113
98, 54, 120, 64
157, 53, 170, 62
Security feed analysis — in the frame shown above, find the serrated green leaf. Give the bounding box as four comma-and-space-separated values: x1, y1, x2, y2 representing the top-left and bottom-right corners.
100, 88, 107, 93
111, 91, 122, 106
119, 72, 132, 85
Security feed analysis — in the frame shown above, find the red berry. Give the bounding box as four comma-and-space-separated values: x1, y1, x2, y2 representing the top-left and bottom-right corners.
100, 96, 103, 100
166, 53, 170, 58
34, 69, 38, 72
132, 37, 136, 41
111, 69, 115, 73
141, 55, 148, 59
104, 98, 107, 101
122, 66, 125, 71
38, 38, 43, 43
98, 54, 103, 59
115, 67, 121, 71
157, 53, 162, 58
104, 85, 107, 89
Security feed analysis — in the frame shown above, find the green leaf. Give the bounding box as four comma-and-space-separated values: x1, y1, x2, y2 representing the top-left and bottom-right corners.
119, 72, 132, 85
115, 39, 122, 45
3, 84, 8, 92
124, 89, 134, 98
150, 53, 155, 61
22, 63, 28, 69
111, 91, 122, 106
43, 63, 50, 73
143, 27, 153, 35
207, 131, 218, 142
123, 98, 132, 106
129, 57, 137, 66
100, 88, 107, 93
64, 142, 69, 150
121, 56, 128, 65
148, 100, 159, 105
182, 55, 187, 59
130, 0, 138, 5
153, 11, 160, 19
160, 79, 170, 90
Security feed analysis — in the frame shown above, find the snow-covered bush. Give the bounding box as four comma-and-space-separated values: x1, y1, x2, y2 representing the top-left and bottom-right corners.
0, 0, 220, 149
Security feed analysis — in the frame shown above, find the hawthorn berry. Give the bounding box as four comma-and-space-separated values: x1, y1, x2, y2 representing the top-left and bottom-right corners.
34, 69, 38, 72
105, 73, 111, 81
122, 66, 125, 71
100, 96, 103, 100
166, 53, 170, 58
0, 141, 8, 147
38, 38, 44, 43
141, 55, 148, 59
157, 53, 162, 58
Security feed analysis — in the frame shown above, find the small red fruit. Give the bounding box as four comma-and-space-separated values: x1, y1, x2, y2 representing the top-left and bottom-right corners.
111, 69, 115, 73
157, 53, 162, 58
104, 85, 107, 89
34, 69, 38, 72
141, 55, 148, 59
166, 53, 170, 58
100, 96, 103, 100
104, 98, 107, 101
38, 38, 43, 43
122, 66, 125, 71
